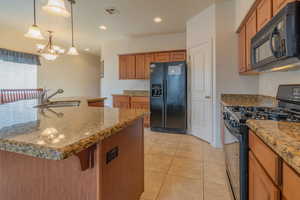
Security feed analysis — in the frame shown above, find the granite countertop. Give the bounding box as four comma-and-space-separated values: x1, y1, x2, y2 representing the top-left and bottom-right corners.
247, 120, 300, 174
112, 90, 149, 97
0, 98, 147, 160
221, 94, 277, 107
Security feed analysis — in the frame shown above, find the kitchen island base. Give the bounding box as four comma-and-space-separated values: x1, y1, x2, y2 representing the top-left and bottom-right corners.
0, 118, 144, 200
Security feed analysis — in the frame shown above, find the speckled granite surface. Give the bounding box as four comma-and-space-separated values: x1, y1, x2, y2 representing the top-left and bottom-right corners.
0, 98, 146, 160
221, 94, 277, 107
247, 120, 300, 174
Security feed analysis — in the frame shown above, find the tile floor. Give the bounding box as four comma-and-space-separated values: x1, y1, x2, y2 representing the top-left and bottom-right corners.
140, 129, 232, 200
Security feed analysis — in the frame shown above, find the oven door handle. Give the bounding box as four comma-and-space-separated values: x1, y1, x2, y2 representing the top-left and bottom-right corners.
270, 27, 281, 58
224, 120, 242, 141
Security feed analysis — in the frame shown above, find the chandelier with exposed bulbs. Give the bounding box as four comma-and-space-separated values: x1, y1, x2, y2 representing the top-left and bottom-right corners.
25, 0, 79, 61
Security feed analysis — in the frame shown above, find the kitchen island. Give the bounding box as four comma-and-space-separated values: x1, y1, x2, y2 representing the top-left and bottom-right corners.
0, 98, 146, 200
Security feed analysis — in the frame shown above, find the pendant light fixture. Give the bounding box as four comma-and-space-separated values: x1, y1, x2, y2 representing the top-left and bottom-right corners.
43, 0, 70, 18
67, 0, 79, 56
25, 0, 44, 40
37, 31, 65, 61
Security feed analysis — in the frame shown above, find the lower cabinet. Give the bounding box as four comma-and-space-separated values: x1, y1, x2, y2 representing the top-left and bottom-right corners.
113, 95, 150, 127
249, 130, 300, 200
249, 151, 280, 200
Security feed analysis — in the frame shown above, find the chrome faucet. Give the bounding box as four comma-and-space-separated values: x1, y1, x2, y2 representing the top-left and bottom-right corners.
40, 89, 64, 104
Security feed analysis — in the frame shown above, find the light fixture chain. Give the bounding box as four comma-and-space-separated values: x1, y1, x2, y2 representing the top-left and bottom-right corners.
33, 0, 37, 25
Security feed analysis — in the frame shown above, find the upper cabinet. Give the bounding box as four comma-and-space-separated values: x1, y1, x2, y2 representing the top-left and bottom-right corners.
238, 26, 247, 73
119, 55, 136, 80
273, 0, 293, 14
245, 11, 257, 71
236, 0, 297, 75
155, 52, 171, 62
119, 50, 186, 80
257, 0, 272, 31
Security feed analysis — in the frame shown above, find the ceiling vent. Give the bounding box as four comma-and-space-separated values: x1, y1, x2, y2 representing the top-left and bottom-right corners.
104, 7, 120, 15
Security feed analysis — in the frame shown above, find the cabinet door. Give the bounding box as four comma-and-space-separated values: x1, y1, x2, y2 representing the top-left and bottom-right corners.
126, 55, 136, 79
135, 54, 145, 79
282, 163, 300, 200
113, 96, 131, 109
273, 0, 293, 15
238, 26, 247, 72
249, 151, 280, 200
257, 0, 272, 31
246, 11, 257, 70
155, 52, 170, 62
170, 51, 186, 62
119, 56, 127, 80
144, 54, 154, 80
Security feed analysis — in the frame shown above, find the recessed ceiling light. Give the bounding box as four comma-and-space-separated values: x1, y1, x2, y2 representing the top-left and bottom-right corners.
84, 48, 90, 51
99, 25, 107, 30
154, 17, 162, 23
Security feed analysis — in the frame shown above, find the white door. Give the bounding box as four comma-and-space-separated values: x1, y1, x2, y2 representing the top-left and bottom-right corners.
189, 40, 213, 143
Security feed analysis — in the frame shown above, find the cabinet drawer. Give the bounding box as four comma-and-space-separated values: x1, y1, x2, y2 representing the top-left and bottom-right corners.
88, 102, 104, 107
283, 163, 300, 200
113, 95, 131, 108
249, 131, 281, 185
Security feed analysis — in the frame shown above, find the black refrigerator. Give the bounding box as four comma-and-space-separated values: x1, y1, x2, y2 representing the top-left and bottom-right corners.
150, 61, 187, 133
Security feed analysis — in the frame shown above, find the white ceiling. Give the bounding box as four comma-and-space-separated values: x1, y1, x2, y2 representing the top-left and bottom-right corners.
0, 0, 216, 55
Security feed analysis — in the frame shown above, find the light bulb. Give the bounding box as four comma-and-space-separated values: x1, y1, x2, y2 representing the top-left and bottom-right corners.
67, 46, 79, 55
25, 25, 44, 40
43, 0, 70, 17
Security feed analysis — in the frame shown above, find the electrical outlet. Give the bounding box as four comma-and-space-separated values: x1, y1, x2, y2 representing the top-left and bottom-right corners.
106, 147, 119, 164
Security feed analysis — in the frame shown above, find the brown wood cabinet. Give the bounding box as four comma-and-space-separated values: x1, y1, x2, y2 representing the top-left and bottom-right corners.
238, 26, 247, 72
135, 54, 146, 79
246, 11, 257, 70
249, 151, 280, 200
282, 163, 300, 200
248, 130, 300, 200
112, 95, 131, 109
119, 55, 136, 80
237, 0, 298, 74
170, 51, 186, 62
155, 52, 171, 62
119, 50, 186, 80
257, 0, 273, 31
113, 95, 150, 127
273, 0, 293, 14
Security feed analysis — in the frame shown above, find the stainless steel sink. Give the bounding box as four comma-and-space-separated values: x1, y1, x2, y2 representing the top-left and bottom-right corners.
35, 100, 81, 108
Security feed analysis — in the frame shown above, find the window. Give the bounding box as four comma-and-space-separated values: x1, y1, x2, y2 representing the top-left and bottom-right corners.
0, 60, 37, 89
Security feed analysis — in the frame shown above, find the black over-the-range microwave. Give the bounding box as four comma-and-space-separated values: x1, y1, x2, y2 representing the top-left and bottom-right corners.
251, 2, 300, 72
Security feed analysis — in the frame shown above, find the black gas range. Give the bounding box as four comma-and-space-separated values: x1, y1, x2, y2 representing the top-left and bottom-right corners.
223, 84, 300, 200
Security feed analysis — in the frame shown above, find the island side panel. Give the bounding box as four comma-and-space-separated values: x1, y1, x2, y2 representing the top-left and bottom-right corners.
0, 146, 100, 200
100, 118, 144, 200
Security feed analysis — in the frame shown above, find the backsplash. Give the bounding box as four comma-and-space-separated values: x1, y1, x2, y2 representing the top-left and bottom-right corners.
259, 70, 300, 97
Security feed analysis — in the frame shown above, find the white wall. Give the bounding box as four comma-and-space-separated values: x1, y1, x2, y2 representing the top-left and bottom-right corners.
101, 33, 186, 106
0, 26, 101, 98
187, 0, 259, 148
235, 0, 255, 30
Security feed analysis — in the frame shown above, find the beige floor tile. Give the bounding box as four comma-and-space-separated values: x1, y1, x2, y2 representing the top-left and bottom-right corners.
203, 162, 227, 185
154, 133, 183, 145
168, 158, 203, 179
140, 170, 166, 200
148, 142, 178, 156
204, 179, 231, 200
180, 135, 206, 145
145, 154, 173, 173
175, 146, 203, 161
157, 175, 203, 200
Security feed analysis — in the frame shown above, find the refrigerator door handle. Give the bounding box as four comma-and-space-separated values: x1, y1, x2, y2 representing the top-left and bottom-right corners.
164, 79, 167, 127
